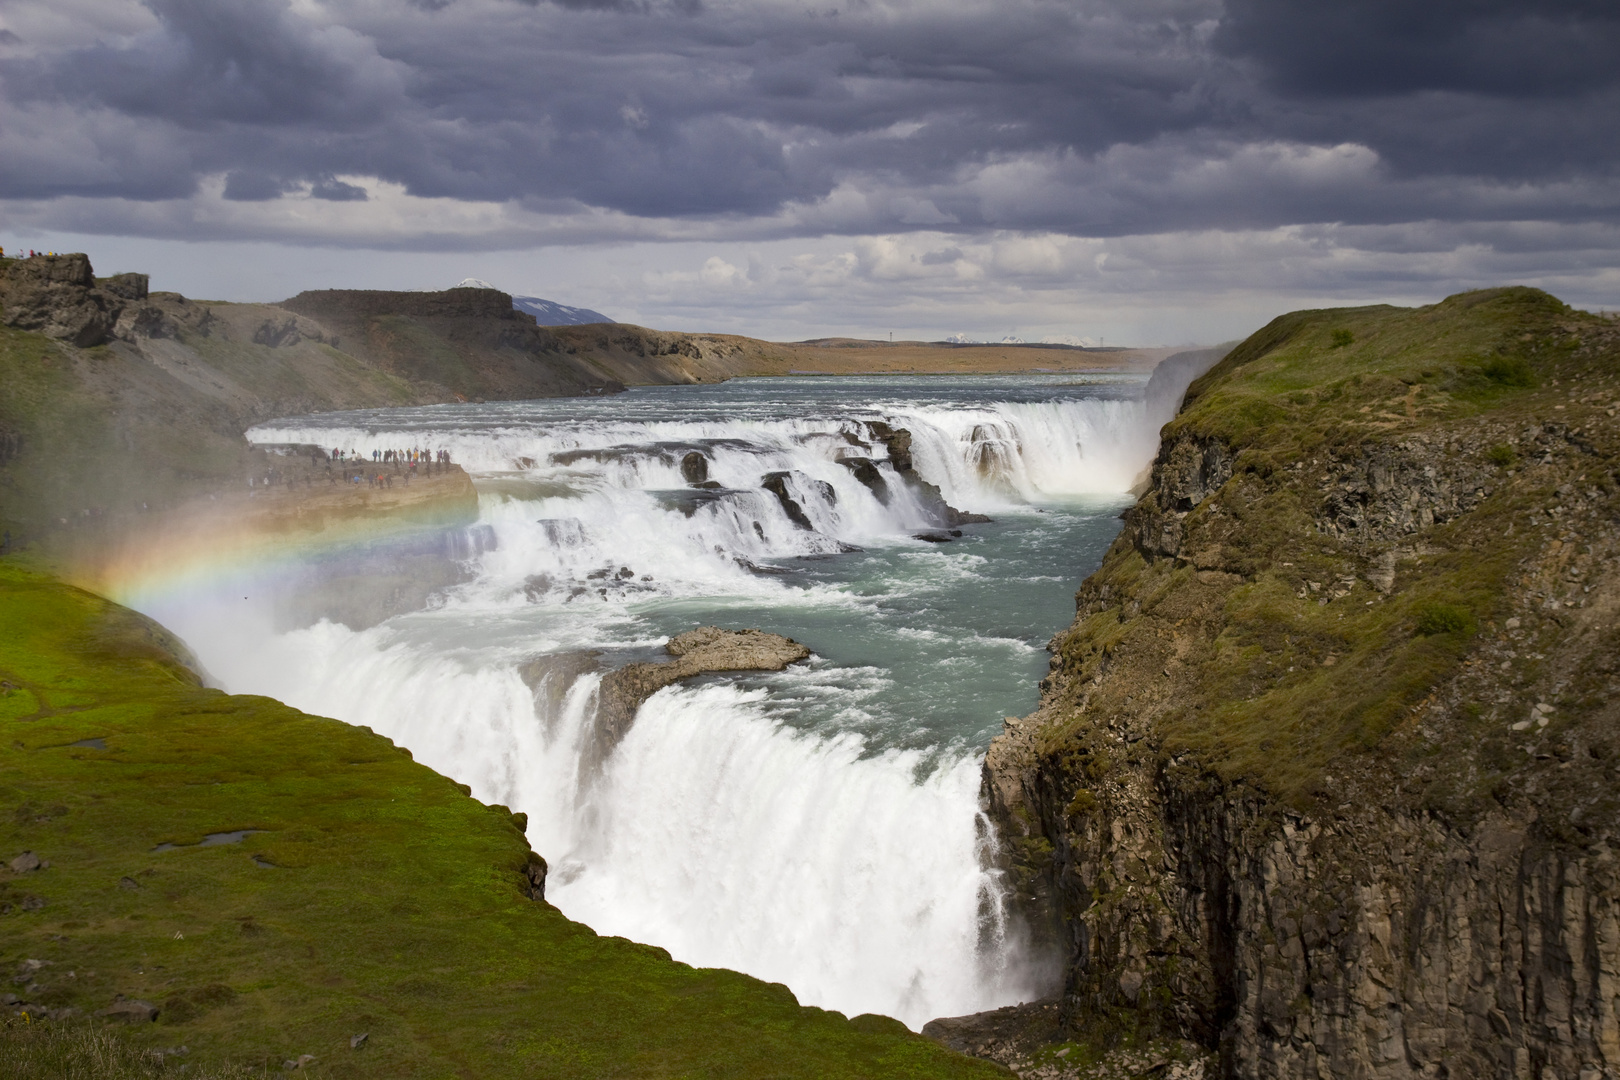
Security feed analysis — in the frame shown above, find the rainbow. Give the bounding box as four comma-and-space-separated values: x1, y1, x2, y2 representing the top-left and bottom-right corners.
69, 472, 480, 611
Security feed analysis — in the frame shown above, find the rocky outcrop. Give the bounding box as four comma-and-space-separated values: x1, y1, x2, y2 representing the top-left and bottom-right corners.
548, 321, 776, 386
522, 851, 549, 902
762, 471, 827, 530
518, 650, 604, 722
590, 627, 811, 770
250, 312, 331, 349
0, 254, 141, 347
682, 450, 711, 485
839, 456, 891, 502
923, 1000, 1070, 1072
1121, 434, 1234, 560
974, 290, 1620, 1079
282, 285, 531, 324
988, 730, 1620, 1079
925, 999, 1212, 1079
0, 253, 226, 353
866, 421, 992, 528
99, 272, 151, 302
515, 628, 815, 791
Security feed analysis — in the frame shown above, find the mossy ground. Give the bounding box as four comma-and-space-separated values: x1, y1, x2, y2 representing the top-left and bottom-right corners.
0, 562, 1005, 1078
1172, 286, 1583, 456
2, 1020, 262, 1078
1043, 287, 1620, 809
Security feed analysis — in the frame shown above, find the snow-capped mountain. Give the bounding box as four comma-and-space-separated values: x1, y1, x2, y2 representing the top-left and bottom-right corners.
511, 295, 614, 326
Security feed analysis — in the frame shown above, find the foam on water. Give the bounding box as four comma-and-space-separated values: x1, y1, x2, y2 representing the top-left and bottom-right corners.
137, 372, 1205, 1028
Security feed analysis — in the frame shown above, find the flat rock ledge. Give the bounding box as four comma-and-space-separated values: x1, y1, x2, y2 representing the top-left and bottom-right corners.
592, 627, 811, 764
923, 998, 1211, 1080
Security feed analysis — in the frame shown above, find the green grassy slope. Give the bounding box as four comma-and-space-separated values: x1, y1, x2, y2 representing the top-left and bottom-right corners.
0, 563, 1005, 1078
1043, 287, 1620, 808
1171, 285, 1581, 455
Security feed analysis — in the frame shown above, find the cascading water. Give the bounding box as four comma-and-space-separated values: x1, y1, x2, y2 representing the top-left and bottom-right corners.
134, 371, 1203, 1029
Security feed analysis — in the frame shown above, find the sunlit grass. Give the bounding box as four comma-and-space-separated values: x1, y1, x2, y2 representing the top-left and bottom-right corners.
0, 562, 1002, 1078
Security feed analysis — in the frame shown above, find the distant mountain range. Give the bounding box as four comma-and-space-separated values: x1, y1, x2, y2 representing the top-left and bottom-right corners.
453, 278, 613, 326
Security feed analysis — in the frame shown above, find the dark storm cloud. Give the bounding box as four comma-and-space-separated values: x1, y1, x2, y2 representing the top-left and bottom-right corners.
34, 0, 407, 127
0, 0, 1615, 245
1212, 0, 1620, 181
1216, 0, 1620, 98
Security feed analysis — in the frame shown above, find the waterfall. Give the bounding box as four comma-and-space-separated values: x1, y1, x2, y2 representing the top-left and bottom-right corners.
138, 374, 1190, 1029
251, 388, 1174, 595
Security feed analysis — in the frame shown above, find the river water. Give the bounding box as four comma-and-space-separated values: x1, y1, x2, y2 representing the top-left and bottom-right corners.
140, 372, 1186, 1028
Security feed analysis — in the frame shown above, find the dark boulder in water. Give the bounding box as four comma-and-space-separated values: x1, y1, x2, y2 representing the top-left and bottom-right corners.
654, 487, 731, 518
864, 421, 914, 473
838, 456, 891, 504
863, 422, 990, 527
761, 471, 815, 529
681, 450, 709, 485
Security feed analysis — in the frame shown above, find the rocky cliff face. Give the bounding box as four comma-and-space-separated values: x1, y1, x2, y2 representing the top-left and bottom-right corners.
0, 254, 149, 347
980, 289, 1620, 1079
284, 286, 534, 323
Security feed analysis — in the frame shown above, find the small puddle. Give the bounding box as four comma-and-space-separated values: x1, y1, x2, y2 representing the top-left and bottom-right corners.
151, 830, 264, 854
70, 738, 107, 750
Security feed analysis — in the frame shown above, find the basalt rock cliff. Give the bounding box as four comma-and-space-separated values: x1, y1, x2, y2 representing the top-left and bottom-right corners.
979, 288, 1620, 1079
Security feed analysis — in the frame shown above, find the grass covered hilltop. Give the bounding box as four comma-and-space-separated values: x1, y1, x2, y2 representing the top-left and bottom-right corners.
0, 564, 1004, 1078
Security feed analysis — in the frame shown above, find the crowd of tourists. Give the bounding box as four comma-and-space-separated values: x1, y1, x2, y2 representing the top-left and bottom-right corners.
229, 446, 462, 498
324, 447, 452, 468
297, 446, 456, 491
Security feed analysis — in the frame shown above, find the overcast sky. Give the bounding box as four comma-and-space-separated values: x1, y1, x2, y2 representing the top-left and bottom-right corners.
2, 0, 1617, 343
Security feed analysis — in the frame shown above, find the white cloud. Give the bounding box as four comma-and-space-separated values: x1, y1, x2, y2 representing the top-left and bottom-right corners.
17, 220, 1614, 350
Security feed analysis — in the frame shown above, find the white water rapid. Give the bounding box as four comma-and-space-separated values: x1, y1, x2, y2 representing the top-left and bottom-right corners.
138, 370, 1206, 1029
